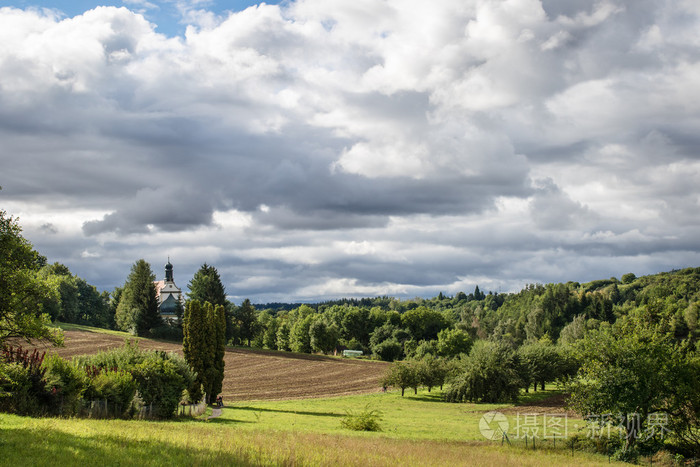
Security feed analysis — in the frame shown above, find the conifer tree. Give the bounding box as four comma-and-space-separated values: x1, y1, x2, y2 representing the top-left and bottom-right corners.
183, 300, 226, 403
187, 264, 228, 307
115, 259, 160, 336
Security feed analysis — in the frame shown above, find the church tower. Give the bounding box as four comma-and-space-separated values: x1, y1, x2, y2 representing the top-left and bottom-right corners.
154, 258, 183, 320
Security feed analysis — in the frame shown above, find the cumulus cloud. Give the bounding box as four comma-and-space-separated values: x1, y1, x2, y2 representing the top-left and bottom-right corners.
2, 1, 700, 301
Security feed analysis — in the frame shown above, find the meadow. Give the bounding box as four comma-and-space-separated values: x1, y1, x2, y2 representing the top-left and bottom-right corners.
1, 323, 627, 466
1, 390, 620, 467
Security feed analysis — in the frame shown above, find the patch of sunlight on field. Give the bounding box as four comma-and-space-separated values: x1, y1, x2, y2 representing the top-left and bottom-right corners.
52, 322, 139, 339
218, 388, 560, 442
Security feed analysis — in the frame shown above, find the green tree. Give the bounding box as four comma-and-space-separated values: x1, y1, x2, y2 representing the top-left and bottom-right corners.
235, 299, 259, 346
445, 341, 521, 403
0, 210, 61, 345
310, 319, 340, 354
187, 263, 228, 307
115, 260, 161, 336
262, 315, 279, 350
182, 300, 226, 404
205, 301, 227, 403
276, 320, 291, 351
382, 361, 418, 396
340, 306, 371, 346
290, 314, 315, 353
517, 339, 561, 392
400, 306, 449, 341
436, 328, 472, 358
567, 326, 694, 455
417, 355, 449, 392
182, 299, 206, 402
372, 338, 403, 362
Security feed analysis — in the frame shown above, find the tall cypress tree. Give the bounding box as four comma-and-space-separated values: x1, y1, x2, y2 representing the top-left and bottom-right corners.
183, 300, 206, 402
115, 259, 160, 336
183, 299, 226, 404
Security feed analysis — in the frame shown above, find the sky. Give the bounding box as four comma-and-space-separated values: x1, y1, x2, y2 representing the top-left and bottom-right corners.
1, 0, 700, 304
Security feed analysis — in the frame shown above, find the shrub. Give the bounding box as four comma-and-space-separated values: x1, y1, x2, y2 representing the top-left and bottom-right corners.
0, 346, 50, 415
340, 405, 382, 432
43, 354, 87, 415
131, 352, 190, 418
84, 369, 137, 418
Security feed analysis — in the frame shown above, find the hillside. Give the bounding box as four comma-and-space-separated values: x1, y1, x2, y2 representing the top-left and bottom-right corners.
28, 327, 389, 401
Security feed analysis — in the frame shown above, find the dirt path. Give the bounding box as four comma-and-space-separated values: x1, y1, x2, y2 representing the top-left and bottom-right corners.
25, 329, 389, 401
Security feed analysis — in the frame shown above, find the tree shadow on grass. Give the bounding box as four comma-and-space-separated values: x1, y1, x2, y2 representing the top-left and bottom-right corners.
2, 426, 254, 466
230, 406, 345, 418
404, 392, 445, 403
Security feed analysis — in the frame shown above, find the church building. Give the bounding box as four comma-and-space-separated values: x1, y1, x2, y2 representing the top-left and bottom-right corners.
154, 259, 183, 320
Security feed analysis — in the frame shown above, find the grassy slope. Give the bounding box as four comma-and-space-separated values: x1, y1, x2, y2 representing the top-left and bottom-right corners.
2, 388, 619, 466
20, 323, 618, 465
1, 411, 618, 467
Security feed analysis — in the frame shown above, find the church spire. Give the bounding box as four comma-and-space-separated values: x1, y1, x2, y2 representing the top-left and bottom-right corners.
165, 258, 174, 282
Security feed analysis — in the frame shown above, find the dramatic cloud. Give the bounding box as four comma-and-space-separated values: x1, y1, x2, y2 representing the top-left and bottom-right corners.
1, 0, 700, 302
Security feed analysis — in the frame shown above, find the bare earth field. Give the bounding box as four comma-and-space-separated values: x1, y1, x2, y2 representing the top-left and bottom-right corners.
25, 330, 389, 401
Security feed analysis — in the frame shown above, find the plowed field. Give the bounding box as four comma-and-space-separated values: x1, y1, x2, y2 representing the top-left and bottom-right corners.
27, 330, 389, 401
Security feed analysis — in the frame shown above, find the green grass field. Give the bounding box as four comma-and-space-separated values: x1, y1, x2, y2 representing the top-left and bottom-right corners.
9, 322, 623, 465
1, 389, 622, 466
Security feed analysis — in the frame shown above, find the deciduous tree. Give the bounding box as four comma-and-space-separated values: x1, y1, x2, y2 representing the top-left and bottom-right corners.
0, 210, 61, 345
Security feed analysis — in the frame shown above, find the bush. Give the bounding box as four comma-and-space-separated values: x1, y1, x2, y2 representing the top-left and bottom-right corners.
0, 346, 51, 415
340, 405, 382, 431
130, 352, 192, 418
84, 368, 137, 418
77, 342, 195, 418
43, 354, 87, 415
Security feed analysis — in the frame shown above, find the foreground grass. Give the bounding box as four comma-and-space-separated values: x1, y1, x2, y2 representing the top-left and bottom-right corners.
1, 412, 618, 466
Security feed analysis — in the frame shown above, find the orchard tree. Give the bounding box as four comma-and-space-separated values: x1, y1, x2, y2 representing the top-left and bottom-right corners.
418, 355, 450, 392
0, 210, 61, 345
383, 361, 418, 396
115, 259, 161, 336
445, 341, 521, 403
568, 326, 692, 454
517, 339, 561, 392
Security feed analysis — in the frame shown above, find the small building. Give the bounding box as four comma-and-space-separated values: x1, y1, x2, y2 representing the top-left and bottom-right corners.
154, 259, 183, 320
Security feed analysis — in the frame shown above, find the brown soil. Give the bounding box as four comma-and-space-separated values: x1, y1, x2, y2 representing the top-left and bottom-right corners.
19, 330, 389, 401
